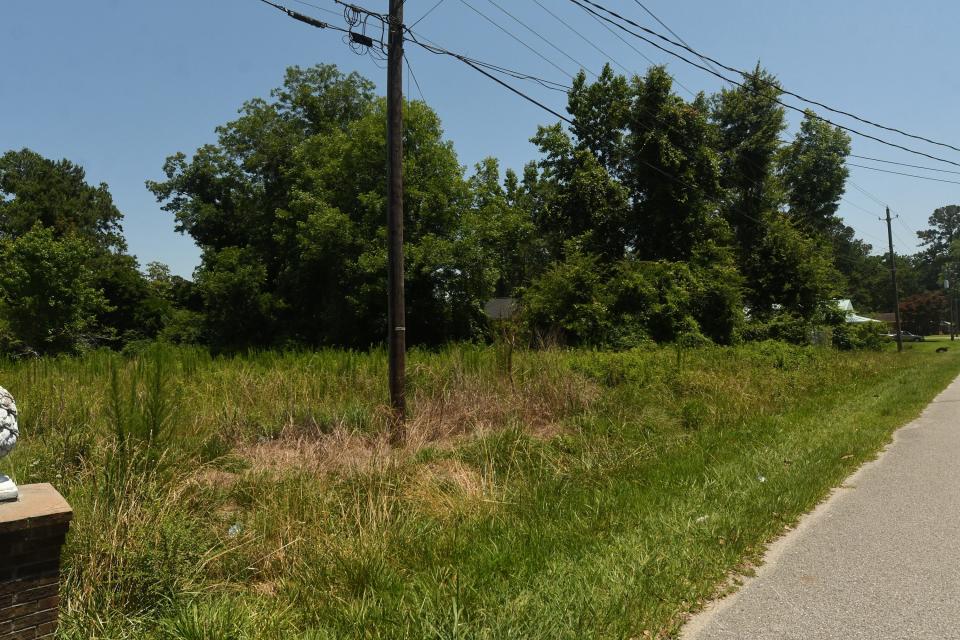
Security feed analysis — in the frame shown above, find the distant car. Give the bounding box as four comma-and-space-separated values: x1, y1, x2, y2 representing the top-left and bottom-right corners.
884, 332, 925, 342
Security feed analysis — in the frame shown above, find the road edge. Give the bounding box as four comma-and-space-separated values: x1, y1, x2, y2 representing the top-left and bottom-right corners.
679, 373, 960, 639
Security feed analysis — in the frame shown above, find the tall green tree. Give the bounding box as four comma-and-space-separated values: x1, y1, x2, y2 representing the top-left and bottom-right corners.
149, 64, 492, 349
528, 124, 629, 262
0, 149, 125, 250
0, 149, 164, 347
0, 225, 109, 354
780, 111, 851, 238
711, 66, 785, 254
916, 204, 960, 290
711, 68, 839, 318
626, 67, 726, 262
567, 64, 631, 179
464, 159, 536, 296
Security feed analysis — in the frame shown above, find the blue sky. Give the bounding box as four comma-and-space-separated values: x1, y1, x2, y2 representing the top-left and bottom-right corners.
3, 0, 959, 277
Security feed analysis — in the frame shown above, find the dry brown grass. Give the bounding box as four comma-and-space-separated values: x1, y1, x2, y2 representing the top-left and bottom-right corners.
403, 458, 499, 520
239, 429, 395, 476
232, 357, 599, 477
408, 365, 597, 445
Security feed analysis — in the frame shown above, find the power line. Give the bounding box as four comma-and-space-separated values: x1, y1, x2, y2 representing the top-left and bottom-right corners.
422, 27, 886, 258
404, 52, 425, 101
529, 0, 631, 77
262, 2, 885, 275
405, 30, 571, 92
841, 197, 882, 218
458, 0, 576, 79
848, 180, 890, 209
409, 0, 446, 29
838, 199, 890, 244
896, 215, 920, 245
328, 0, 387, 19
484, 0, 598, 77
424, 40, 831, 257
257, 0, 348, 31
583, 5, 884, 246
455, 55, 574, 123
578, 3, 695, 97
850, 154, 960, 176
269, 0, 896, 267
526, 0, 696, 98
571, 4, 896, 248
568, 0, 960, 169
848, 163, 960, 186
578, 0, 960, 157
287, 0, 342, 18
629, 0, 722, 77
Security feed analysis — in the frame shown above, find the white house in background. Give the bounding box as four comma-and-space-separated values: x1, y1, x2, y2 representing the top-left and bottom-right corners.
833, 299, 883, 324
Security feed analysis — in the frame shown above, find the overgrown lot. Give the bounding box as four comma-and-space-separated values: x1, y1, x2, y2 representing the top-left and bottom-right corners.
2, 343, 957, 639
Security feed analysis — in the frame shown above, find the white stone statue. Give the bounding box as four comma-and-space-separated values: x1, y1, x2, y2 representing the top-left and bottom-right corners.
0, 386, 18, 501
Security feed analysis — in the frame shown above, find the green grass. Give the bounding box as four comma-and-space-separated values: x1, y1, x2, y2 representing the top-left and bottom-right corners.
1, 342, 958, 639
888, 335, 958, 352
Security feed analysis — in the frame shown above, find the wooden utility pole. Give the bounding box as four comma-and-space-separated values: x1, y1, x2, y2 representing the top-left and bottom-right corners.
951, 264, 958, 341
386, 0, 406, 429
947, 266, 955, 341
885, 207, 903, 353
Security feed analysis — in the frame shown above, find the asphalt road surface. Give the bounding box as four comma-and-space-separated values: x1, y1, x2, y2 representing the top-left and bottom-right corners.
683, 375, 960, 639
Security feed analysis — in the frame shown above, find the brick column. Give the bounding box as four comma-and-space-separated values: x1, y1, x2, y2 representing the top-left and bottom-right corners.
0, 484, 72, 640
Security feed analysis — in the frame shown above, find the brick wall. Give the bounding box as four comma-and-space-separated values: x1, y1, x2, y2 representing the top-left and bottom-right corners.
0, 485, 72, 640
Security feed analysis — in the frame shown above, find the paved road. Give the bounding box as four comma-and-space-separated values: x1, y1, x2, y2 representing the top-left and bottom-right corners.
683, 375, 960, 639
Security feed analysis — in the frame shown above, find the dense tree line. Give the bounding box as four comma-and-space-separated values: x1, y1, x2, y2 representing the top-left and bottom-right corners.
0, 63, 955, 355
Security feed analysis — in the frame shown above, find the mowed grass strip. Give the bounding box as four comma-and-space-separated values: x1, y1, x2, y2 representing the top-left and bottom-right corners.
1, 343, 957, 639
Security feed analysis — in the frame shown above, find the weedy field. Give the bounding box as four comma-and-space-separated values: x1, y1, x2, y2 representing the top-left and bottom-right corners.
1, 342, 957, 639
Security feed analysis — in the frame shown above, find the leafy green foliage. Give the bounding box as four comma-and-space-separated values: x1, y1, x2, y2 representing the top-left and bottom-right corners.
0, 225, 109, 354
149, 64, 492, 349
0, 149, 175, 353
831, 322, 885, 351
916, 205, 960, 291
747, 215, 842, 320
626, 68, 725, 262
780, 111, 851, 237
4, 61, 917, 354
711, 66, 786, 255
0, 149, 125, 250
521, 245, 742, 347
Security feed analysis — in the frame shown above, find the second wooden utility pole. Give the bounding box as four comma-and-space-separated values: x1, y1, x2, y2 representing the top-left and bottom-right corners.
885, 207, 903, 353
387, 0, 406, 431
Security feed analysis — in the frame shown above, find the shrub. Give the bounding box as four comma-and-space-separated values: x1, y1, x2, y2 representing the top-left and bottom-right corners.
739, 314, 812, 345
832, 322, 885, 351
520, 246, 613, 347
522, 252, 743, 348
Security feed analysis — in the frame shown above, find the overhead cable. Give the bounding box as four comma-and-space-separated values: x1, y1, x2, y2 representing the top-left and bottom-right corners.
458, 0, 575, 79
529, 0, 631, 77
848, 163, 960, 186
484, 0, 598, 77
577, 0, 960, 156
405, 30, 571, 92
850, 154, 960, 176
568, 0, 960, 169
409, 0, 446, 28
629, 0, 723, 76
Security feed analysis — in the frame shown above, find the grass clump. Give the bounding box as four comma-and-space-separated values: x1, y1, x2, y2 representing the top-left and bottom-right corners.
1, 342, 957, 638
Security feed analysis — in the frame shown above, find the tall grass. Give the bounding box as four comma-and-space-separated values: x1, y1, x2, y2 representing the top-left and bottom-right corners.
0, 341, 956, 638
